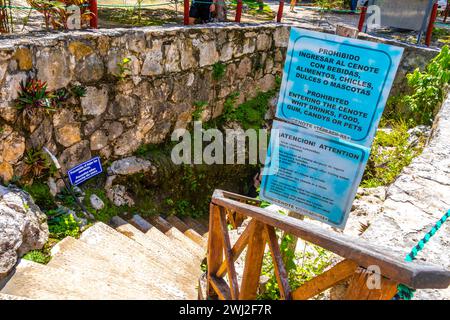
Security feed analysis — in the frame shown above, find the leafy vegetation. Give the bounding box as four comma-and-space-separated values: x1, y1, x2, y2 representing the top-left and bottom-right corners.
48, 214, 81, 239
15, 79, 54, 117
21, 149, 55, 184
114, 57, 132, 81
361, 120, 426, 188
402, 45, 450, 125
23, 250, 51, 264
23, 182, 57, 211
83, 187, 128, 222
258, 237, 332, 300
212, 62, 226, 81
192, 101, 208, 121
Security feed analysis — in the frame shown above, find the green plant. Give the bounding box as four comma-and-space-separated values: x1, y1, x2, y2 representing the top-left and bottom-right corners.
22, 149, 54, 183
212, 62, 226, 81
115, 57, 132, 81
24, 182, 57, 211
192, 101, 208, 121
259, 240, 332, 300
361, 120, 425, 188
15, 78, 54, 117
70, 84, 87, 98
23, 250, 51, 264
48, 214, 81, 239
403, 45, 450, 125
82, 188, 128, 222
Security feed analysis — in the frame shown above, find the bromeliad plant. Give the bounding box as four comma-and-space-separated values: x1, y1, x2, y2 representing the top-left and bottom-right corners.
16, 79, 55, 117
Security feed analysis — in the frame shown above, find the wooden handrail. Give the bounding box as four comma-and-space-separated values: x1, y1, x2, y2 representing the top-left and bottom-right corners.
207, 189, 450, 298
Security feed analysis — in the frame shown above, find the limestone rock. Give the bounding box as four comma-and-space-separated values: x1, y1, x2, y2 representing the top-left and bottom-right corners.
2, 132, 25, 164
107, 156, 156, 176
13, 48, 33, 71
106, 185, 134, 207
89, 194, 105, 211
198, 41, 219, 67
55, 123, 81, 148
141, 44, 163, 76
58, 140, 91, 173
0, 162, 14, 183
81, 86, 109, 116
361, 94, 450, 300
35, 47, 71, 91
90, 130, 108, 151
0, 185, 48, 279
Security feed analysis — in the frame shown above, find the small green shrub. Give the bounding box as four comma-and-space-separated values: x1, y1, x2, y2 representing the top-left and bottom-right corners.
115, 57, 132, 81
212, 62, 226, 81
83, 188, 127, 222
24, 182, 57, 211
361, 120, 425, 188
258, 240, 332, 300
403, 45, 450, 125
48, 214, 81, 240
23, 250, 51, 264
15, 79, 54, 117
192, 101, 208, 121
70, 85, 87, 98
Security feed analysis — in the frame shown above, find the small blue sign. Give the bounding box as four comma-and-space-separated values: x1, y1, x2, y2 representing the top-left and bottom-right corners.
67, 157, 103, 186
276, 28, 403, 147
260, 121, 369, 229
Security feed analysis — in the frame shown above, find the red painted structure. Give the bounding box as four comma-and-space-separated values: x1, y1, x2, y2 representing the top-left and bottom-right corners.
277, 0, 284, 23
184, 0, 190, 25
357, 5, 367, 32
89, 0, 98, 28
425, 2, 439, 46
235, 0, 243, 22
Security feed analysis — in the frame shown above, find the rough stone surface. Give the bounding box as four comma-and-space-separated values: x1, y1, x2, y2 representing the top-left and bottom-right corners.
106, 184, 135, 207
89, 194, 105, 211
81, 86, 108, 116
0, 24, 434, 184
107, 156, 156, 176
0, 185, 48, 279
362, 93, 450, 300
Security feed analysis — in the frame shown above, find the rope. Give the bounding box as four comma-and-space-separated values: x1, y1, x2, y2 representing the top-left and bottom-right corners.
392, 209, 450, 300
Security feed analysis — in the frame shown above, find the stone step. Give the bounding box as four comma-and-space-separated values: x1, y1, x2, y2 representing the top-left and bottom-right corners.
0, 259, 148, 300
111, 216, 201, 272
79, 222, 197, 299
165, 215, 207, 248
129, 214, 203, 264
0, 293, 29, 300
146, 216, 205, 260
181, 216, 209, 237
47, 237, 176, 299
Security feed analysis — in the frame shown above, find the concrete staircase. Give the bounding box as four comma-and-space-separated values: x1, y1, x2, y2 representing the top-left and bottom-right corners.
0, 215, 208, 300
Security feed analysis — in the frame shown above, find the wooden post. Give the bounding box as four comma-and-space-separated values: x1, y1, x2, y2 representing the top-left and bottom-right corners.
277, 0, 285, 23
184, 0, 190, 25
425, 2, 439, 47
207, 204, 224, 298
357, 5, 367, 32
235, 0, 243, 23
344, 268, 398, 300
89, 0, 98, 29
239, 220, 266, 299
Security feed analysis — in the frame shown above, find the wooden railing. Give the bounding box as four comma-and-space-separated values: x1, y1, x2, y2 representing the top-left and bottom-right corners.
206, 189, 450, 300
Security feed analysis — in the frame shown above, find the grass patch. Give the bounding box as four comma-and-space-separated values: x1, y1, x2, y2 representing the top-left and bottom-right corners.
23, 182, 57, 211
98, 8, 180, 27
23, 250, 51, 264
361, 120, 426, 188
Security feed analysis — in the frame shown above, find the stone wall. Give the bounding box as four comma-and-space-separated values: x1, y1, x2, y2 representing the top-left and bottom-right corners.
0, 24, 290, 181
0, 23, 439, 182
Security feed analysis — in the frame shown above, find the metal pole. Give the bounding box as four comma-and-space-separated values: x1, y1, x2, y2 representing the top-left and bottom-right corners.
425, 2, 439, 47
184, 0, 190, 25
89, 0, 98, 28
235, 0, 243, 22
277, 0, 284, 23
357, 5, 367, 32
